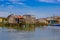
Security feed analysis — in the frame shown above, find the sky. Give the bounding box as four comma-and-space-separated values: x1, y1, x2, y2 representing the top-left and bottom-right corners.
0, 0, 60, 18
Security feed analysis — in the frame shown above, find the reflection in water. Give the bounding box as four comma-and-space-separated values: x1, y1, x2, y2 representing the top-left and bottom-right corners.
0, 25, 35, 32
0, 26, 60, 40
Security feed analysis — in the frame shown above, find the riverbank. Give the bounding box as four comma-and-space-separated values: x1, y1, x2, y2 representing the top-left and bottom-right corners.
0, 23, 48, 27
0, 23, 48, 31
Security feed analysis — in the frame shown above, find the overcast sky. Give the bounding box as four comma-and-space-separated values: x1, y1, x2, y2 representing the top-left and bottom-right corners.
0, 0, 60, 18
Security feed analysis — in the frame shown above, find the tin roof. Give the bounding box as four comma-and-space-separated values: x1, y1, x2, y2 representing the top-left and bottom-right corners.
17, 16, 23, 19
14, 15, 23, 19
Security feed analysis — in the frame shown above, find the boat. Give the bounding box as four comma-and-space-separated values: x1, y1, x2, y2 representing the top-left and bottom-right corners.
50, 24, 60, 26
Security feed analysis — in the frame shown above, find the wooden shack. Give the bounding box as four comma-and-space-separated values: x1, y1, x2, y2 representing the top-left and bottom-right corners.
8, 14, 24, 24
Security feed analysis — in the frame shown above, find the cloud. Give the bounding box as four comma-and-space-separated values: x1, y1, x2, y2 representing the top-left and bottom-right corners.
12, 2, 25, 5
16, 2, 24, 5
40, 0, 53, 2
8, 0, 25, 2
7, 0, 26, 5
0, 12, 11, 17
39, 0, 55, 2
58, 0, 60, 2
0, 0, 4, 1
38, 0, 58, 3
58, 0, 60, 1
0, 0, 26, 7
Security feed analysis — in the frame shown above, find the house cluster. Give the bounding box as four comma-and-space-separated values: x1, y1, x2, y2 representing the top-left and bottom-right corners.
46, 16, 60, 24
37, 16, 60, 24
0, 14, 36, 24
0, 14, 60, 25
36, 16, 60, 25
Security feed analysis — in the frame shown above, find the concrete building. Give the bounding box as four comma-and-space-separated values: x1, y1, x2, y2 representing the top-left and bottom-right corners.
23, 15, 36, 24
31, 15, 36, 24
37, 18, 48, 24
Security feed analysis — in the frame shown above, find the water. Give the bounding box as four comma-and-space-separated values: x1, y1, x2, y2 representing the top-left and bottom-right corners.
0, 26, 60, 40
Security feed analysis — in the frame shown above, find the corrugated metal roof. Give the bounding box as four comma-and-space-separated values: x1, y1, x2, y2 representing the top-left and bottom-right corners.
17, 16, 23, 19
14, 15, 23, 19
